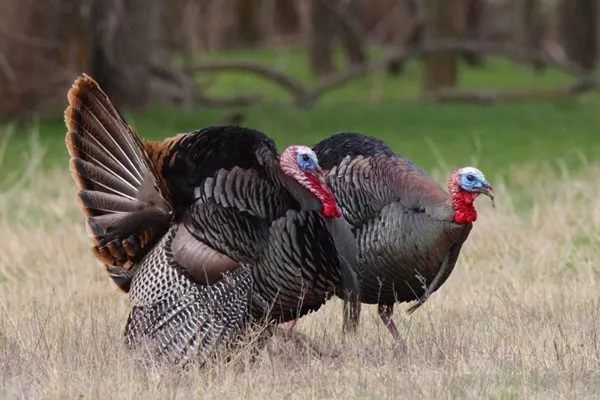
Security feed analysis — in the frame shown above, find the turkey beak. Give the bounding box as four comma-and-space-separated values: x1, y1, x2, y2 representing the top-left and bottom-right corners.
478, 183, 495, 208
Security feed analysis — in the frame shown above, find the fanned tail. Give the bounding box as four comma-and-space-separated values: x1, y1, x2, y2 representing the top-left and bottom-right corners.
65, 74, 172, 291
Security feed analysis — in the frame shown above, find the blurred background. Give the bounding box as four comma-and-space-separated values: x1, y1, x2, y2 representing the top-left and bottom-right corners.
0, 0, 599, 180
3, 3, 600, 397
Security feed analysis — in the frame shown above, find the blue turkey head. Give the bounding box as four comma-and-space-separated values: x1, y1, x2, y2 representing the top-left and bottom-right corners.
296, 148, 320, 172
458, 166, 494, 205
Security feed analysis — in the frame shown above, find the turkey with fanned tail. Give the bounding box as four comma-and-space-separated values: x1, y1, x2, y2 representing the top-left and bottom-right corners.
65, 75, 359, 365
309, 132, 494, 352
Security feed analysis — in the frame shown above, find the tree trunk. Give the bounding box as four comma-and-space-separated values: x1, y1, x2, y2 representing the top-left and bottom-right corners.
461, 0, 484, 66
337, 0, 367, 66
274, 0, 301, 36
386, 0, 422, 76
259, 0, 277, 43
236, 0, 263, 47
559, 0, 598, 71
522, 0, 546, 71
0, 0, 91, 117
308, 0, 336, 76
91, 0, 161, 111
205, 0, 238, 51
421, 0, 459, 92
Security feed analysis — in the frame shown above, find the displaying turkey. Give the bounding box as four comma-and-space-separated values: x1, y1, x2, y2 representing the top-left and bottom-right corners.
311, 132, 494, 351
65, 75, 359, 365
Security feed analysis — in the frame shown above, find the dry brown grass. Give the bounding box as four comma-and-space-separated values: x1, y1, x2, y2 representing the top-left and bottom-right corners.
1, 143, 599, 399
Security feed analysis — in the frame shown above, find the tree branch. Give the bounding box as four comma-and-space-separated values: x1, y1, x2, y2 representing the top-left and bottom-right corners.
0, 52, 16, 85
320, 0, 365, 48
307, 39, 596, 107
427, 80, 594, 105
183, 39, 596, 109
151, 62, 261, 109
184, 61, 309, 106
367, 0, 409, 42
149, 62, 194, 110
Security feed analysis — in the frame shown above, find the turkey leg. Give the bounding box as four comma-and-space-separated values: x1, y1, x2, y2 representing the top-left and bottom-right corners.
378, 303, 408, 353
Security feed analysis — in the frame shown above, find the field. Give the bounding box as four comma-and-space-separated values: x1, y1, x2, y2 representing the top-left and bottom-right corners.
1, 52, 600, 399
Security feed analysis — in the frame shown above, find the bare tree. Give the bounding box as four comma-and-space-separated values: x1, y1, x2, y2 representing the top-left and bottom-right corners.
274, 0, 301, 36
236, 0, 264, 47
521, 0, 546, 71
421, 0, 459, 92
336, 0, 367, 66
0, 0, 90, 117
460, 0, 484, 66
559, 0, 598, 71
308, 0, 336, 76
386, 0, 422, 76
91, 0, 162, 110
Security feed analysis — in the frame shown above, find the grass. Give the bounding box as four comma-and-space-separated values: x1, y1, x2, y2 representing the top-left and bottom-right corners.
2, 98, 599, 186
1, 143, 600, 398
1, 47, 600, 398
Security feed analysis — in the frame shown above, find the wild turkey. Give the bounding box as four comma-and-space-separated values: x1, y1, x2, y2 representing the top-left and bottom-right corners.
311, 132, 494, 350
65, 75, 359, 365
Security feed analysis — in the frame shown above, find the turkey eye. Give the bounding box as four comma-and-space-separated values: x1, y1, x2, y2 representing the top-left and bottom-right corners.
301, 154, 310, 162
466, 175, 475, 182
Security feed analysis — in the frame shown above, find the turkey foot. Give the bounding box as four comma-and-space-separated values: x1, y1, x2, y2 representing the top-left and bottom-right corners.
378, 304, 408, 357
273, 326, 341, 358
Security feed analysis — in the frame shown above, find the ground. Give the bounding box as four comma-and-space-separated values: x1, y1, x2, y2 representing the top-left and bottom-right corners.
0, 51, 599, 399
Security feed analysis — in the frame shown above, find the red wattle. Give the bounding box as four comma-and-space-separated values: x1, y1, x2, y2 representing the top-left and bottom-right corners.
322, 202, 342, 218
452, 190, 478, 224
305, 173, 342, 219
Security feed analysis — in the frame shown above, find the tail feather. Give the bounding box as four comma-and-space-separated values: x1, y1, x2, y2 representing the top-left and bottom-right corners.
79, 190, 142, 214
65, 74, 172, 291
65, 100, 144, 185
71, 159, 138, 201
67, 130, 142, 193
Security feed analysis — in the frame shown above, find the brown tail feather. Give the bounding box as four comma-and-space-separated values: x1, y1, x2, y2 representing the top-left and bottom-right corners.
65, 74, 172, 291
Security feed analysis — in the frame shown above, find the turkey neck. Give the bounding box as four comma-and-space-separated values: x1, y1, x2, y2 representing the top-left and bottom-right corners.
282, 176, 354, 258
279, 169, 358, 275
277, 165, 338, 216
281, 177, 324, 211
